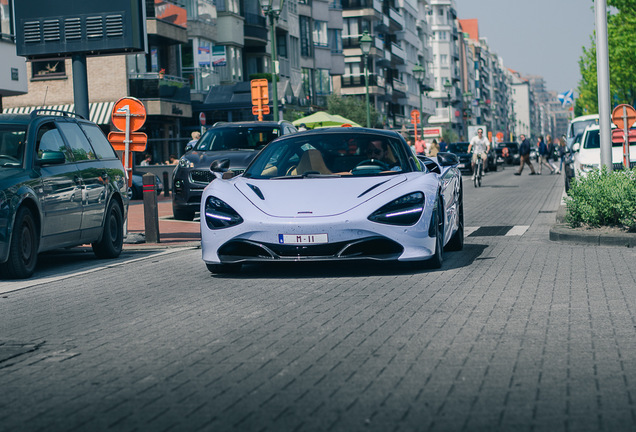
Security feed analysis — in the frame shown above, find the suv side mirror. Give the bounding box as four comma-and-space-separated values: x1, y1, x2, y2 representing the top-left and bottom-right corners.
210, 158, 230, 172
36, 151, 66, 165
185, 142, 195, 153
572, 143, 580, 152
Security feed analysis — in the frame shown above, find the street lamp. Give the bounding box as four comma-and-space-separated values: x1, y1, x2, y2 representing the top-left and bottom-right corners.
444, 79, 452, 132
260, 0, 285, 121
359, 31, 373, 128
463, 91, 472, 138
413, 64, 425, 137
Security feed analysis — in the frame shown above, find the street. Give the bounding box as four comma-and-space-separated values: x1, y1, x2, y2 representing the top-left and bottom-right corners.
1, 168, 635, 432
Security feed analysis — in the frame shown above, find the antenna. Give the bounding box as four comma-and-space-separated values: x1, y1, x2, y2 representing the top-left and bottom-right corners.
43, 86, 48, 106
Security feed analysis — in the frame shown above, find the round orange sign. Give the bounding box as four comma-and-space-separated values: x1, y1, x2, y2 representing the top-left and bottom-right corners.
612, 104, 636, 130
112, 97, 147, 132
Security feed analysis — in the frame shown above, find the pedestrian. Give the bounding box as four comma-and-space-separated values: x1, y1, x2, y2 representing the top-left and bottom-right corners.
514, 133, 536, 175
537, 135, 555, 175
439, 137, 447, 153
428, 139, 440, 157
165, 154, 178, 165
557, 135, 567, 174
414, 138, 426, 155
545, 134, 559, 172
298, 123, 308, 131
140, 153, 152, 166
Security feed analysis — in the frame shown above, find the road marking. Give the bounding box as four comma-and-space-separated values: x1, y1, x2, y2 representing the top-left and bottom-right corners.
466, 225, 529, 238
505, 225, 530, 236
0, 248, 196, 295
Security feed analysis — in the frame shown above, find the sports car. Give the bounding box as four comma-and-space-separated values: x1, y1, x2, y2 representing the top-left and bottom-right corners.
200, 128, 464, 273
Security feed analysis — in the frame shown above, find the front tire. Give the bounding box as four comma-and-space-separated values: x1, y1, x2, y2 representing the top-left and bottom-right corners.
445, 187, 464, 252
92, 201, 124, 259
426, 199, 444, 269
0, 207, 39, 279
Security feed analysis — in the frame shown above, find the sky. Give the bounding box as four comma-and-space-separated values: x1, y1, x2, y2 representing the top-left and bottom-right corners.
453, 0, 596, 94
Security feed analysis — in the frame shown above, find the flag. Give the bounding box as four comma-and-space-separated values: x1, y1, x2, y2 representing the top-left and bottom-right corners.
558, 89, 574, 107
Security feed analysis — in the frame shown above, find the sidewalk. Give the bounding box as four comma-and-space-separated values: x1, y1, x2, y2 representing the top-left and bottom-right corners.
124, 195, 201, 249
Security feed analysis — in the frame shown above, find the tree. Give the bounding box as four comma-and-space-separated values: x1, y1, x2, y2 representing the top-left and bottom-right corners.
326, 94, 381, 128
576, 1, 636, 114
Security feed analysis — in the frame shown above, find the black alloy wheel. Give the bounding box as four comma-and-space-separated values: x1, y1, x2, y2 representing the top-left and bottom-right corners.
92, 201, 124, 259
0, 207, 39, 279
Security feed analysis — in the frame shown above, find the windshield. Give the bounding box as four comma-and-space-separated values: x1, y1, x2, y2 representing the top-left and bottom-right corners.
0, 126, 27, 167
570, 118, 598, 138
195, 126, 280, 151
243, 132, 414, 179
448, 143, 469, 153
583, 129, 636, 149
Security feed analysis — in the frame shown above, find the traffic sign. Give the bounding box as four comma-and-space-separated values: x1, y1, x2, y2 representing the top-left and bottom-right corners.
612, 104, 636, 130
410, 109, 420, 124
108, 132, 148, 152
199, 112, 206, 126
112, 97, 147, 132
251, 79, 269, 104
252, 105, 270, 115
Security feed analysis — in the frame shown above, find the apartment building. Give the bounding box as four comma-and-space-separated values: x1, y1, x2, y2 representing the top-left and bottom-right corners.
0, 0, 27, 110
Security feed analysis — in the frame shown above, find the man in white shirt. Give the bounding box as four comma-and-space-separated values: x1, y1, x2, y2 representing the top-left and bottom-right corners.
467, 128, 490, 179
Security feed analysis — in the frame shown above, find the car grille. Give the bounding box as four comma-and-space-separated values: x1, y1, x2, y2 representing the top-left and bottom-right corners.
613, 161, 636, 170
218, 237, 403, 262
190, 170, 214, 184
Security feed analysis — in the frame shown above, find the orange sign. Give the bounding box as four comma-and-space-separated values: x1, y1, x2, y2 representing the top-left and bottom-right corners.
112, 97, 147, 132
612, 104, 636, 130
108, 132, 148, 152
252, 105, 270, 115
410, 109, 420, 124
251, 79, 269, 104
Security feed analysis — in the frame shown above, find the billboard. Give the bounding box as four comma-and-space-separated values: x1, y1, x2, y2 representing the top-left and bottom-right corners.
13, 0, 147, 59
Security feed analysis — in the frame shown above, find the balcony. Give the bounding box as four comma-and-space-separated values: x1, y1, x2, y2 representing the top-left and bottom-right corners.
244, 12, 267, 44
182, 67, 219, 94
341, 73, 382, 87
145, 0, 188, 44
392, 78, 407, 95
388, 8, 405, 31
390, 42, 406, 64
129, 73, 191, 104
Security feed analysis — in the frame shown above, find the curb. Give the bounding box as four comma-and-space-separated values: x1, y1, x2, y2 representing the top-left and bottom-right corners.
550, 205, 636, 248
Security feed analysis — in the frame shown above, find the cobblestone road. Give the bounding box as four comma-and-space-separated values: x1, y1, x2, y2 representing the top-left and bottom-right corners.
1, 169, 634, 431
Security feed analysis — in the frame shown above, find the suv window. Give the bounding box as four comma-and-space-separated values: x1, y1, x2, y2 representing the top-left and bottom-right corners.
80, 123, 118, 159
195, 127, 281, 151
36, 122, 73, 162
57, 122, 96, 161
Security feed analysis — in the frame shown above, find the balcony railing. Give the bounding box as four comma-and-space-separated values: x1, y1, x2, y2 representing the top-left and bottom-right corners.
390, 42, 406, 62
388, 8, 405, 29
128, 73, 191, 103
341, 73, 383, 87
392, 78, 407, 94
182, 67, 219, 93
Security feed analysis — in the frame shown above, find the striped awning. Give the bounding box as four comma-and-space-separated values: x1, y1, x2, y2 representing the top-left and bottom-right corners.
2, 102, 115, 125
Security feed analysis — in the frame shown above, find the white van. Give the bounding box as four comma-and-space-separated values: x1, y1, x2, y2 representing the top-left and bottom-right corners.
572, 124, 636, 179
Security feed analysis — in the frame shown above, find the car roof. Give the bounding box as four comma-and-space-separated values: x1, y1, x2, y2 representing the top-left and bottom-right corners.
212, 120, 294, 128
280, 127, 402, 139
571, 114, 599, 122
0, 113, 32, 125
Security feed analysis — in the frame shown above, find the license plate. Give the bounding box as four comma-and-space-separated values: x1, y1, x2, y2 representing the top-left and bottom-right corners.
279, 234, 328, 244
458, 163, 465, 168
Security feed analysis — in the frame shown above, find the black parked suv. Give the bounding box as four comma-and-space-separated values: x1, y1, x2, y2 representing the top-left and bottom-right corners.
172, 120, 297, 220
0, 110, 128, 278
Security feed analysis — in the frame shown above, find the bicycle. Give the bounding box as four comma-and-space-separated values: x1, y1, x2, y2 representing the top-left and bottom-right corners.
473, 153, 483, 187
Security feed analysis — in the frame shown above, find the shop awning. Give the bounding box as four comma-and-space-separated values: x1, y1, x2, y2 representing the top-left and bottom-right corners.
2, 101, 116, 125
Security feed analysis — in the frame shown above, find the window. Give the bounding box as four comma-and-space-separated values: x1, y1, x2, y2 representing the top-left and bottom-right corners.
36, 123, 72, 162
328, 29, 342, 53
277, 33, 287, 58
57, 123, 96, 161
300, 16, 312, 57
31, 59, 67, 80
80, 124, 118, 160
314, 69, 331, 95
290, 37, 300, 69
440, 54, 448, 65
313, 21, 328, 46
302, 68, 313, 102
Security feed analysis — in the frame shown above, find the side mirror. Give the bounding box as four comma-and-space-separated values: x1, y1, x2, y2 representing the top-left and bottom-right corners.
210, 158, 230, 172
572, 143, 580, 152
436, 152, 460, 167
36, 151, 66, 165
185, 142, 194, 153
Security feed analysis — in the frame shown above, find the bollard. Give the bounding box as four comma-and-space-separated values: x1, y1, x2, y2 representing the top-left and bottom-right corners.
163, 171, 170, 197
142, 173, 160, 243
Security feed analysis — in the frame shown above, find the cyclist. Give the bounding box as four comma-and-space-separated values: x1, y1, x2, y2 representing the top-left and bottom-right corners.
467, 128, 490, 181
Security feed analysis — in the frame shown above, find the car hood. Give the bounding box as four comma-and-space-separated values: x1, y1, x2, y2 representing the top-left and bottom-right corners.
233, 175, 408, 217
185, 150, 259, 170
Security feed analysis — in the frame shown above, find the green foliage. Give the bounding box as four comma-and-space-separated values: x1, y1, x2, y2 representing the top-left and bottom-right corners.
576, 3, 636, 113
565, 167, 636, 231
326, 94, 381, 128
249, 73, 272, 82
442, 129, 459, 144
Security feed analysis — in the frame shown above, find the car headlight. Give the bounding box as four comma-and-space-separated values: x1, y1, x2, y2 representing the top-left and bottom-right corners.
580, 163, 598, 172
179, 158, 194, 168
204, 196, 243, 229
368, 192, 425, 226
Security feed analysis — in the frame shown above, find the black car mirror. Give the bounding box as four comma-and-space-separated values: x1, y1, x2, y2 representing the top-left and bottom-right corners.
210, 158, 230, 172
185, 142, 195, 153
36, 151, 66, 166
436, 152, 459, 167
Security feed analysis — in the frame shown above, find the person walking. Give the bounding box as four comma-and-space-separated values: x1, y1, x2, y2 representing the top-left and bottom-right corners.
537, 135, 555, 175
428, 139, 440, 157
557, 135, 567, 174
514, 134, 536, 175
414, 138, 426, 155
